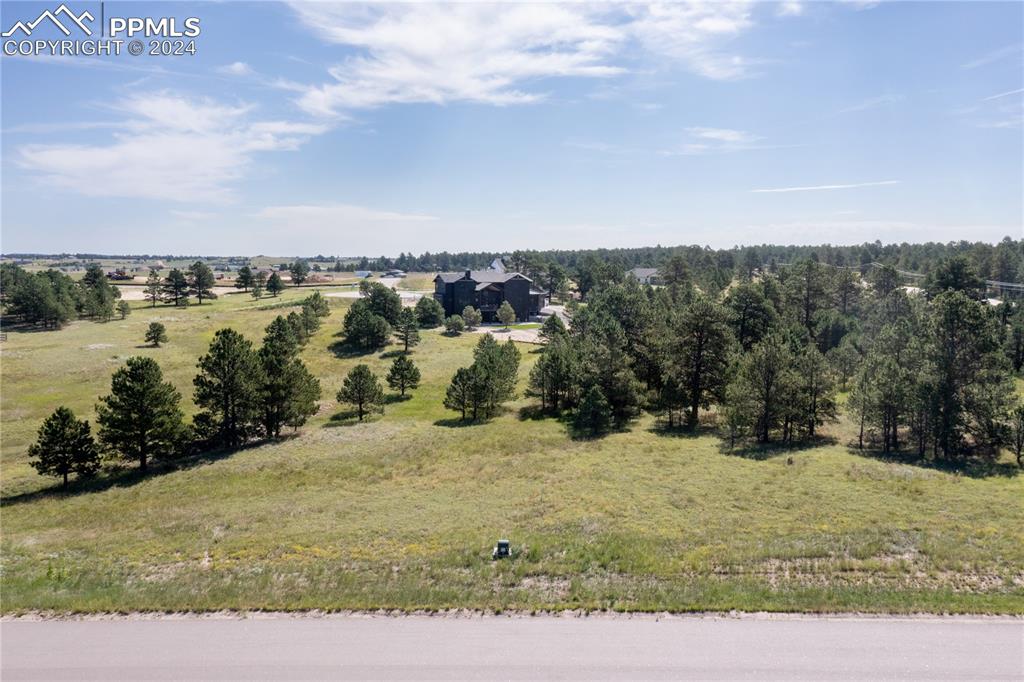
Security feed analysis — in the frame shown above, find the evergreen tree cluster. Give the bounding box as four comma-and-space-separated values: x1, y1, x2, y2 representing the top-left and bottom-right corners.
525, 255, 1020, 461
444, 335, 521, 421
26, 295, 333, 488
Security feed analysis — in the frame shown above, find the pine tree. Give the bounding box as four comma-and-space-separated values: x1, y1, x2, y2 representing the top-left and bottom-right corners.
144, 269, 162, 307
304, 290, 331, 319
395, 308, 420, 352
343, 301, 392, 348
363, 282, 403, 324
337, 365, 384, 421
1012, 404, 1024, 468
117, 300, 132, 320
96, 357, 185, 471
497, 300, 516, 328
78, 264, 117, 321
187, 261, 217, 304
462, 306, 482, 331
235, 265, 255, 292
28, 406, 100, 489
671, 294, 736, 428
444, 366, 477, 420
194, 328, 264, 448
415, 297, 446, 327
145, 322, 168, 347
162, 268, 189, 306
445, 315, 465, 335
928, 291, 1012, 460
528, 336, 579, 412
794, 345, 838, 438
725, 282, 775, 351
259, 316, 320, 437
725, 334, 797, 443
387, 355, 421, 395
287, 311, 309, 347
574, 385, 612, 437
826, 338, 861, 390
266, 272, 285, 297
290, 259, 310, 286
538, 314, 567, 343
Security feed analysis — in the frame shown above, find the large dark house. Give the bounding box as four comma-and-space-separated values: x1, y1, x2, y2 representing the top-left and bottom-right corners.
433, 270, 548, 322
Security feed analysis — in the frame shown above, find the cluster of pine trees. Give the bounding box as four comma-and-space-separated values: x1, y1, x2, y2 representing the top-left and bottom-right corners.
526, 255, 1022, 463
1, 263, 122, 327
443, 335, 521, 421
232, 265, 286, 299
26, 293, 332, 488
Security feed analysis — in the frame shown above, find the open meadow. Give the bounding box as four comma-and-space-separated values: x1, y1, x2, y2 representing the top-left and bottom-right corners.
1, 289, 1022, 614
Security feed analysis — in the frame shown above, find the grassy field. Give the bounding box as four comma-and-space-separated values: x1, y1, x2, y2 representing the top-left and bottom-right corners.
1, 290, 1022, 614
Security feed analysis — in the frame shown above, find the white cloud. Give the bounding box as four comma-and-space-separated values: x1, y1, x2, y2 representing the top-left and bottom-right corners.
777, 1, 804, 17
982, 88, 1024, 102
661, 126, 763, 155
286, 2, 780, 117
217, 61, 254, 77
837, 0, 881, 10
626, 2, 757, 80
687, 127, 759, 144
17, 92, 328, 202
287, 3, 625, 116
751, 180, 901, 193
960, 43, 1022, 70
836, 93, 905, 114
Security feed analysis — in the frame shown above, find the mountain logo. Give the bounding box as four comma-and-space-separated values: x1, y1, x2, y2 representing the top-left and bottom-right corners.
2, 4, 95, 37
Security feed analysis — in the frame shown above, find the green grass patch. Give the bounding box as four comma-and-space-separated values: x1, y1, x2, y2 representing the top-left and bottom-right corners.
2, 295, 1022, 614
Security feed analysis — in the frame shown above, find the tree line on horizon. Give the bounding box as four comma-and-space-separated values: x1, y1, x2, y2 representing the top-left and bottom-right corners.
352, 237, 1023, 297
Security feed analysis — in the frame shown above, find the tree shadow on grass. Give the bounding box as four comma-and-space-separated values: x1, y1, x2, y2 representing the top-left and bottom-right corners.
328, 339, 381, 359
718, 435, 838, 461
379, 349, 408, 359
517, 404, 555, 421
433, 416, 480, 428
0, 438, 284, 507
649, 421, 716, 440
846, 443, 1021, 479
323, 409, 383, 427
384, 393, 412, 405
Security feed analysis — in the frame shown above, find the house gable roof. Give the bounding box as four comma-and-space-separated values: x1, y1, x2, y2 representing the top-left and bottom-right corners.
434, 270, 532, 284
628, 267, 659, 279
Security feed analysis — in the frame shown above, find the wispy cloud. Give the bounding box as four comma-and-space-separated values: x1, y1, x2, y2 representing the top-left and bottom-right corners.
17, 92, 329, 202
661, 126, 765, 155
751, 180, 900, 193
286, 1, 791, 117
960, 43, 1022, 70
836, 93, 905, 114
982, 88, 1024, 102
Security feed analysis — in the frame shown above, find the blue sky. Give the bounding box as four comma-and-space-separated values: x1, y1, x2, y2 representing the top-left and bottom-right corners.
1, 1, 1021, 256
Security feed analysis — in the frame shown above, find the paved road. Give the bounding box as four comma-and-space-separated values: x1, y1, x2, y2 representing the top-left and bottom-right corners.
2, 615, 1021, 680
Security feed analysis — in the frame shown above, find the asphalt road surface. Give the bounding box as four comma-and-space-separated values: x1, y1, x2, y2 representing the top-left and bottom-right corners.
2, 615, 1021, 680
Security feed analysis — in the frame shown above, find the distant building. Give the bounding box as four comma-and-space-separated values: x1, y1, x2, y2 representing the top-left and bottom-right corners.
354, 270, 373, 278
489, 257, 507, 273
433, 270, 547, 322
627, 267, 662, 285
384, 269, 407, 278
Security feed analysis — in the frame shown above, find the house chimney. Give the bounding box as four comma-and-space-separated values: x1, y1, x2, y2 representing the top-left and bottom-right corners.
465, 269, 472, 278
